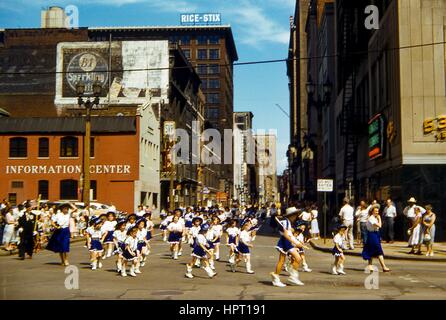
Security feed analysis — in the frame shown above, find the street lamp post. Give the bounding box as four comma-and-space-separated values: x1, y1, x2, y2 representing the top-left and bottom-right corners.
76, 81, 102, 209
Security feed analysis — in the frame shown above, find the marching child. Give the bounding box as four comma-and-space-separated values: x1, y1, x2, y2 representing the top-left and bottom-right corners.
210, 216, 223, 261
113, 219, 127, 273
231, 220, 255, 274
101, 211, 117, 259
125, 214, 137, 233
185, 223, 217, 279
293, 222, 312, 272
135, 218, 149, 272
167, 215, 184, 260
332, 225, 347, 275
87, 218, 107, 270
189, 217, 203, 267
225, 219, 240, 264
160, 212, 173, 242
144, 212, 154, 257
121, 226, 139, 277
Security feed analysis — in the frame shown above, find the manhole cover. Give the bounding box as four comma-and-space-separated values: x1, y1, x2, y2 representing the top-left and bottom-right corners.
151, 290, 183, 296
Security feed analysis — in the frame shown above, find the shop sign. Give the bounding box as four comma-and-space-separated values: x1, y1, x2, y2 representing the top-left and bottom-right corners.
423, 115, 446, 141
368, 113, 385, 160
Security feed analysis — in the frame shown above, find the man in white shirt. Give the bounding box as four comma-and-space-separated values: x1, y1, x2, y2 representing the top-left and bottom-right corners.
403, 197, 425, 225
382, 198, 397, 243
339, 198, 355, 250
355, 200, 371, 245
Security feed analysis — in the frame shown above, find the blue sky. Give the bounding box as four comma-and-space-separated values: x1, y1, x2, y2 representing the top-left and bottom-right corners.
0, 0, 294, 174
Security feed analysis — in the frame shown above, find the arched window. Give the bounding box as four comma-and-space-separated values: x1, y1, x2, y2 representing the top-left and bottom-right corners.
60, 136, 78, 157
9, 137, 27, 158
38, 137, 49, 157
60, 179, 78, 200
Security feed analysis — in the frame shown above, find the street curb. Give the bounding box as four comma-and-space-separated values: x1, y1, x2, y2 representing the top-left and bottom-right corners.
309, 239, 446, 263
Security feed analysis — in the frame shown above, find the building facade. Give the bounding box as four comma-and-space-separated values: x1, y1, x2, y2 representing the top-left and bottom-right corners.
254, 133, 278, 205
0, 114, 160, 213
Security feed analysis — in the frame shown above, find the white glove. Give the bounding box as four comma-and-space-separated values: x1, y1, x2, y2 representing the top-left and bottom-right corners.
18, 227, 24, 233
33, 231, 38, 236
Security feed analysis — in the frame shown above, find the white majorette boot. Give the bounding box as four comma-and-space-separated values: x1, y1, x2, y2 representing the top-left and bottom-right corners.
209, 260, 215, 270
230, 262, 237, 273
246, 262, 255, 274
129, 265, 137, 277
91, 260, 97, 270
121, 268, 127, 277
288, 268, 304, 286
185, 265, 194, 278
228, 253, 235, 264
204, 266, 217, 278
173, 250, 178, 260
178, 249, 183, 256
107, 249, 112, 258
303, 263, 312, 273
331, 264, 339, 275
284, 260, 291, 272
195, 259, 201, 268
270, 272, 286, 287
337, 264, 346, 275
116, 261, 122, 273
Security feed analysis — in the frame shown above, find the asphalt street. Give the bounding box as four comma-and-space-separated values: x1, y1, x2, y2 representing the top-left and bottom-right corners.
1, 229, 446, 300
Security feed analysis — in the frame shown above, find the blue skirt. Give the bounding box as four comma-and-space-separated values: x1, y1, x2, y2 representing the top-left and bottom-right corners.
46, 227, 70, 253
192, 245, 206, 258
89, 239, 103, 252
168, 232, 182, 244
332, 246, 343, 257
146, 231, 152, 241
275, 236, 294, 254
185, 220, 193, 228
213, 237, 221, 244
207, 240, 215, 249
114, 242, 125, 255
160, 225, 167, 230
228, 235, 237, 245
122, 249, 137, 261
237, 242, 250, 255
362, 231, 384, 260
104, 231, 114, 244
137, 241, 146, 252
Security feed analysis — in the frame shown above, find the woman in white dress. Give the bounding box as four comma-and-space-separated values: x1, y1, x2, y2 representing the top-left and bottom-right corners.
310, 205, 320, 239
408, 207, 423, 255
2, 207, 17, 252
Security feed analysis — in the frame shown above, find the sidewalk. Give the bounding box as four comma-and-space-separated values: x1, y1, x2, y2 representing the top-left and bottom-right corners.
309, 238, 446, 262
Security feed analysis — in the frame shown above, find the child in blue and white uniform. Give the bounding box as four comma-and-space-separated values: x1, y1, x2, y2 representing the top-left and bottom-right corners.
231, 220, 255, 274
144, 213, 154, 257
332, 225, 347, 275
125, 214, 137, 233
101, 211, 117, 258
205, 218, 219, 270
184, 207, 195, 244
167, 215, 183, 260
135, 219, 148, 272
210, 216, 223, 261
121, 226, 139, 277
87, 218, 106, 270
113, 220, 127, 273
225, 219, 240, 264
160, 213, 173, 242
292, 221, 312, 273
185, 224, 217, 279
271, 208, 305, 287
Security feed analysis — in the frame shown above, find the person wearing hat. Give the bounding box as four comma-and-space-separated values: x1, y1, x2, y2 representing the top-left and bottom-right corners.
17, 203, 37, 260
185, 223, 217, 279
167, 215, 184, 260
46, 202, 77, 266
292, 221, 312, 273
403, 197, 426, 231
86, 217, 106, 270
113, 219, 127, 273
231, 219, 255, 274
270, 206, 305, 287
121, 226, 139, 277
125, 213, 138, 233
331, 224, 348, 275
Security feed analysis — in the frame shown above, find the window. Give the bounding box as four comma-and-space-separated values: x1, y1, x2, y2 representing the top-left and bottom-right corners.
206, 93, 220, 104
11, 181, 24, 188
208, 64, 220, 74
8, 193, 17, 206
60, 136, 78, 157
197, 49, 208, 60
197, 64, 207, 74
197, 35, 207, 44
206, 108, 220, 119
9, 137, 27, 158
183, 49, 191, 59
208, 79, 220, 89
179, 35, 190, 45
38, 137, 49, 158
209, 35, 219, 44
38, 180, 49, 200
201, 79, 208, 89
90, 137, 95, 158
60, 179, 78, 200
90, 180, 97, 200
209, 49, 220, 60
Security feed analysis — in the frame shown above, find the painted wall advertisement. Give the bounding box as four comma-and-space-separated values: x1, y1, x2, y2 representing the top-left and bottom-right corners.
55, 40, 169, 106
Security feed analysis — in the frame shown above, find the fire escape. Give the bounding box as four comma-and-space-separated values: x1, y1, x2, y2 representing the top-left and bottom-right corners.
338, 1, 368, 199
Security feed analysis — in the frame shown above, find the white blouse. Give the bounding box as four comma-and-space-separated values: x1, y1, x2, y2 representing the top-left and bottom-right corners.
52, 212, 70, 228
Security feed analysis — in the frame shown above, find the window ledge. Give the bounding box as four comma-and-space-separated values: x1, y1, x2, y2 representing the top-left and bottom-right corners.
37, 157, 50, 160
59, 157, 80, 159
8, 157, 28, 160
